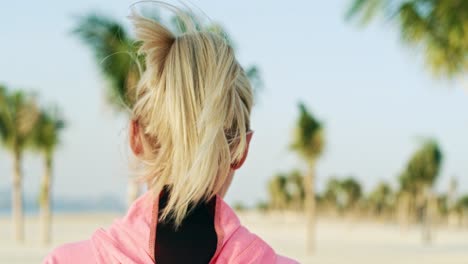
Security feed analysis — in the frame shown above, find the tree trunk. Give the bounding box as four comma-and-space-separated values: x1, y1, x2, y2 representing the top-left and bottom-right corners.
447, 178, 458, 228
398, 191, 410, 233
422, 186, 435, 244
40, 154, 53, 245
304, 161, 316, 253
12, 149, 24, 242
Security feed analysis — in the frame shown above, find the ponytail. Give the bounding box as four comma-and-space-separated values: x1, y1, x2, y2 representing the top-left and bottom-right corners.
130, 5, 253, 227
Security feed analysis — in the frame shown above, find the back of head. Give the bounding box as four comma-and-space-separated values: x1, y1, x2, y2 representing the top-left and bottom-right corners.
130, 3, 253, 227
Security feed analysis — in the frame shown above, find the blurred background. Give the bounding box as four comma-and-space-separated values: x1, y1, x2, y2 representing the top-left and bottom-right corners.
1, 0, 467, 263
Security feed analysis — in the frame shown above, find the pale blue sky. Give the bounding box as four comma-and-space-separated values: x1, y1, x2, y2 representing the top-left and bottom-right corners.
0, 0, 467, 207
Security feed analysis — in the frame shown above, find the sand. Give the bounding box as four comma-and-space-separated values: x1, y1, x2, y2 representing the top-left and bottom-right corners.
1, 212, 467, 264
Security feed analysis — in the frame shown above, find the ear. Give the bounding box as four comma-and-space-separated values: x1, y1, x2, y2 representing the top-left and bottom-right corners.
231, 131, 254, 170
129, 119, 143, 156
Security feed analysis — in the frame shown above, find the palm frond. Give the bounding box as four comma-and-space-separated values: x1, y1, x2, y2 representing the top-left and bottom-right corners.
346, 0, 385, 24
0, 86, 11, 143
347, 0, 468, 78
73, 13, 141, 110
399, 139, 443, 193
0, 87, 39, 152
33, 106, 66, 156
291, 102, 324, 162
74, 11, 264, 112
169, 11, 203, 34
245, 65, 263, 93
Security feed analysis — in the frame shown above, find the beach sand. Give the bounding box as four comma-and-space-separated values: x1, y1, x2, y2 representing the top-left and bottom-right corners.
1, 212, 467, 264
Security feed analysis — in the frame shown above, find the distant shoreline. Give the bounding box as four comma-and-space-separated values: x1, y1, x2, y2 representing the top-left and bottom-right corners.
0, 192, 126, 215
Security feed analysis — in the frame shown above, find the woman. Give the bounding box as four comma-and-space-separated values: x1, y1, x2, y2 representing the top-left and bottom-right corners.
44, 4, 298, 264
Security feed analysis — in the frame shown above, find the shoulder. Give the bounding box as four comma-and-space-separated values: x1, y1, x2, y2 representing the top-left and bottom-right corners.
42, 240, 95, 264
214, 198, 299, 263
235, 229, 300, 264
276, 254, 301, 264
218, 224, 300, 264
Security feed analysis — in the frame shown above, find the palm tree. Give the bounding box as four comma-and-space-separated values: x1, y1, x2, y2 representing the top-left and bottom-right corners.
399, 140, 442, 200
321, 177, 363, 217
73, 14, 142, 110
322, 177, 342, 215
447, 177, 459, 226
291, 102, 325, 252
0, 85, 8, 128
368, 182, 393, 219
73, 12, 263, 205
455, 195, 468, 227
33, 107, 65, 244
398, 140, 442, 242
287, 170, 305, 210
0, 86, 39, 242
73, 14, 149, 205
346, 0, 468, 78
268, 174, 290, 210
340, 177, 363, 215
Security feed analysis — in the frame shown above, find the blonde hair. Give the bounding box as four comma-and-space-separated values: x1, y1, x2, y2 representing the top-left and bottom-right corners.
129, 4, 253, 227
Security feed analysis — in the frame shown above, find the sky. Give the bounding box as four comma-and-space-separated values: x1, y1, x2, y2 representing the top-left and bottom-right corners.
0, 0, 467, 208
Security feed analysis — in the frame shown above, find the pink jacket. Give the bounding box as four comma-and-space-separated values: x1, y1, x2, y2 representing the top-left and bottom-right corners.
43, 191, 298, 263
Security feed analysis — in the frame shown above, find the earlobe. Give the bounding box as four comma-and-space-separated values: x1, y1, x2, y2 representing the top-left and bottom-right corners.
231, 131, 254, 170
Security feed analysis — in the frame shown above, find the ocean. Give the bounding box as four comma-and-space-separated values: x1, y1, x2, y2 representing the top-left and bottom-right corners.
0, 191, 125, 215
